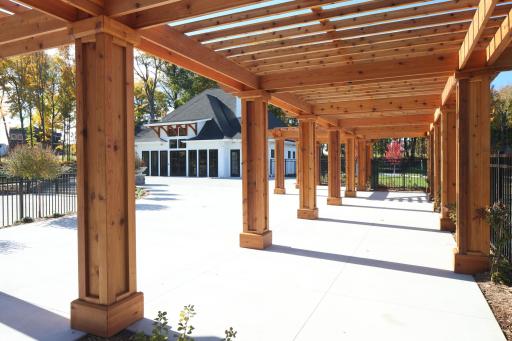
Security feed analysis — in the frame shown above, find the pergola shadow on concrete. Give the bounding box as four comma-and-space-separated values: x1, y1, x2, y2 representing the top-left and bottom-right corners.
2, 0, 512, 336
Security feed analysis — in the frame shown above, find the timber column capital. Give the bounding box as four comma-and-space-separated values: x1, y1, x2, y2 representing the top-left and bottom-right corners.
235, 89, 270, 101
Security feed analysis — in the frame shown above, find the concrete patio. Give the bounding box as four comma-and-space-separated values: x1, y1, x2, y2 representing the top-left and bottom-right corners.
0, 177, 505, 340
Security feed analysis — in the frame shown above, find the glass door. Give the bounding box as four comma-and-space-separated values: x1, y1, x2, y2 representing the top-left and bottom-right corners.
230, 149, 240, 177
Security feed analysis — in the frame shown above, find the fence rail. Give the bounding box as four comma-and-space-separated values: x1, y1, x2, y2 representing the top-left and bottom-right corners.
490, 154, 512, 263
0, 173, 77, 228
371, 158, 428, 191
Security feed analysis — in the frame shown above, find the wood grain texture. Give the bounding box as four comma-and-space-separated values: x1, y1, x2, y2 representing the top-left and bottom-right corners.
454, 75, 491, 274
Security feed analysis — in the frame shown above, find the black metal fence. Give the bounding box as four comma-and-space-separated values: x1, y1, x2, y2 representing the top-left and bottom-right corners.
269, 159, 297, 178
490, 154, 512, 263
319, 158, 346, 186
0, 173, 77, 228
371, 158, 428, 191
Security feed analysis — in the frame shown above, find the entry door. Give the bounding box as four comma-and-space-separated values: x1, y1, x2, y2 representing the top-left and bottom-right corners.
209, 150, 218, 177
150, 151, 159, 176
198, 150, 208, 177
160, 151, 168, 176
188, 150, 197, 177
170, 151, 186, 176
230, 149, 240, 177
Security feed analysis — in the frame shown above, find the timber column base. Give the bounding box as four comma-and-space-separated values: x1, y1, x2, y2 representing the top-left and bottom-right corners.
240, 231, 272, 250
297, 208, 318, 220
453, 249, 489, 274
440, 217, 455, 232
71, 292, 144, 338
327, 197, 342, 206
274, 188, 286, 195
345, 190, 356, 198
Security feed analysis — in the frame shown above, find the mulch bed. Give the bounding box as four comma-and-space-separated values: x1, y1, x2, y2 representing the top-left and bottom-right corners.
475, 272, 512, 340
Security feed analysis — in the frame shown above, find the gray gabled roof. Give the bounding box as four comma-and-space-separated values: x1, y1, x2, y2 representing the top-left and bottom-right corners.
136, 88, 287, 142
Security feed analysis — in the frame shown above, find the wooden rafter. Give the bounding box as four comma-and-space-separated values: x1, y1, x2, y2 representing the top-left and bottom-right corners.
486, 8, 512, 64
458, 0, 498, 69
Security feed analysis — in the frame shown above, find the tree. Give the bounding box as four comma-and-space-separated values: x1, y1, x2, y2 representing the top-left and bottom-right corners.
0, 59, 10, 144
55, 47, 76, 160
268, 104, 297, 126
5, 56, 32, 145
160, 63, 217, 109
134, 52, 166, 122
31, 51, 50, 145
385, 139, 403, 173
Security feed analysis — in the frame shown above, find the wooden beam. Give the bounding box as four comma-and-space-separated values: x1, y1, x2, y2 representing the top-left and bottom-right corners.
126, 0, 267, 29
16, 0, 81, 21
60, 0, 104, 16
338, 114, 433, 128
140, 25, 258, 90
260, 54, 458, 92
174, 0, 340, 34
0, 0, 30, 13
441, 74, 457, 106
313, 96, 440, 115
106, 0, 181, 17
0, 10, 66, 45
459, 0, 498, 68
486, 8, 512, 64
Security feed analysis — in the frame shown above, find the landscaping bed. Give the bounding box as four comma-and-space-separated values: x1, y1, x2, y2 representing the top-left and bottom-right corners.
475, 272, 512, 340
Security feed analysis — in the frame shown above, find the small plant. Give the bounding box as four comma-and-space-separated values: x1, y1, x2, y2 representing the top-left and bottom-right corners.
433, 194, 441, 212
446, 203, 457, 224
131, 311, 170, 341
2, 145, 61, 180
136, 187, 148, 199
484, 202, 512, 285
175, 305, 196, 341
223, 327, 237, 341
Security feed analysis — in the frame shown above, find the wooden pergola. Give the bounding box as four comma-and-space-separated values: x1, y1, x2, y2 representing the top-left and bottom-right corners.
2, 0, 512, 336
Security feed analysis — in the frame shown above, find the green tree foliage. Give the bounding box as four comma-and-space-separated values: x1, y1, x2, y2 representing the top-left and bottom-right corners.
161, 63, 217, 109
2, 145, 61, 180
268, 104, 297, 126
491, 85, 512, 152
0, 48, 76, 157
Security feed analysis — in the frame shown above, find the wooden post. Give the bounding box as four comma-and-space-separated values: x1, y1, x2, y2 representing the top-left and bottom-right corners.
357, 139, 367, 191
433, 121, 441, 209
295, 140, 301, 189
239, 91, 272, 249
298, 119, 318, 219
71, 33, 143, 337
345, 138, 356, 197
454, 75, 491, 274
427, 131, 433, 199
327, 129, 341, 205
440, 107, 457, 232
366, 142, 372, 181
274, 138, 286, 194
315, 141, 321, 185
